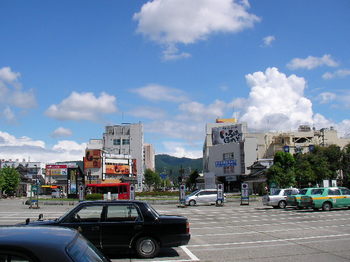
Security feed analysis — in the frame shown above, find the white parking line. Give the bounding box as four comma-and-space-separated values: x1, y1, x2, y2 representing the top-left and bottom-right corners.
181, 246, 199, 261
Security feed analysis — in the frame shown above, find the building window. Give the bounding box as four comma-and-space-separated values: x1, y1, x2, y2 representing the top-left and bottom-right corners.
223, 152, 234, 160
223, 166, 234, 174
122, 139, 130, 145
113, 139, 121, 145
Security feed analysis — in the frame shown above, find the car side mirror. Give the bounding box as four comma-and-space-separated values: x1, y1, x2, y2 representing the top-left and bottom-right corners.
25, 218, 30, 225
38, 214, 43, 221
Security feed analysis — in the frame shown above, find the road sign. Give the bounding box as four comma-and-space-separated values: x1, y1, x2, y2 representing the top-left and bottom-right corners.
241, 183, 249, 205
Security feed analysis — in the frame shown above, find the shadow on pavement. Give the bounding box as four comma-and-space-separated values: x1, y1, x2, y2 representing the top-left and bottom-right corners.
105, 248, 179, 260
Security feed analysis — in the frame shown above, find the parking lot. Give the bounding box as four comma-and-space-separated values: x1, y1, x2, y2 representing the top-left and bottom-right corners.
1, 198, 350, 262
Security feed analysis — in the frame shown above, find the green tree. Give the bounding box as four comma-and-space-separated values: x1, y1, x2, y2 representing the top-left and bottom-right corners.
341, 143, 350, 187
0, 167, 20, 195
294, 154, 316, 187
144, 169, 161, 191
186, 169, 199, 191
266, 152, 296, 188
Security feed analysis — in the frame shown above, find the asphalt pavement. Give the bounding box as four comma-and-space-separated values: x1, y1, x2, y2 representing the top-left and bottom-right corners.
1, 198, 350, 262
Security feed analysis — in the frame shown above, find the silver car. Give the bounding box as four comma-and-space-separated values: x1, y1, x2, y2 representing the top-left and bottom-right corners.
185, 189, 225, 206
262, 188, 299, 209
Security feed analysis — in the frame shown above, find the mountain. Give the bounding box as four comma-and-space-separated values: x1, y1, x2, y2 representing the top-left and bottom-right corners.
155, 154, 203, 180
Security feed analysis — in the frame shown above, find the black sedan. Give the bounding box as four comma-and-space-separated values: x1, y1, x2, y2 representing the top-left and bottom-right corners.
0, 226, 110, 262
24, 200, 190, 258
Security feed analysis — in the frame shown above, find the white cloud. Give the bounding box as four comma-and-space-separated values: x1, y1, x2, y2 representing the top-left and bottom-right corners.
316, 92, 337, 104
0, 67, 37, 121
45, 92, 117, 121
162, 141, 202, 158
128, 106, 166, 119
51, 127, 73, 138
287, 54, 339, 70
0, 131, 86, 163
239, 67, 314, 131
134, 0, 260, 59
262, 35, 275, 47
162, 44, 191, 61
178, 100, 228, 121
131, 84, 188, 103
322, 69, 350, 79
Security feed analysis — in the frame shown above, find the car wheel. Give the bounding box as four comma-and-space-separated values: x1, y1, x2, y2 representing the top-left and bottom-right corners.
189, 200, 196, 206
278, 201, 286, 209
322, 202, 332, 211
135, 236, 159, 258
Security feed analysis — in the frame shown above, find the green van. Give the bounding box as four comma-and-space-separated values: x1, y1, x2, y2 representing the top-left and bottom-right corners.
300, 187, 350, 211
286, 187, 318, 209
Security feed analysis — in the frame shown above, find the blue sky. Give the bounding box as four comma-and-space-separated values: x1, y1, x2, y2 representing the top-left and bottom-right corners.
0, 0, 349, 163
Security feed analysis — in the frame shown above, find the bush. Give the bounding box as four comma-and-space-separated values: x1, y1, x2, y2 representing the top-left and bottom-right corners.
136, 191, 179, 197
85, 193, 103, 200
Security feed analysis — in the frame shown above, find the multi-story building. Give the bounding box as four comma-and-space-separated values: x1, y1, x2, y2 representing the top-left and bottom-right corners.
144, 143, 155, 171
203, 120, 350, 191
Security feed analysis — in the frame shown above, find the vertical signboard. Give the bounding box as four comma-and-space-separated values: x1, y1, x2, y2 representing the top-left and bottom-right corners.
129, 184, 135, 200
179, 184, 186, 205
241, 183, 249, 205
78, 184, 84, 201
216, 183, 224, 206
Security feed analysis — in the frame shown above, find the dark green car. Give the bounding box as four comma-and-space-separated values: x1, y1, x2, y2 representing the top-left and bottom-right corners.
286, 187, 318, 209
300, 187, 350, 211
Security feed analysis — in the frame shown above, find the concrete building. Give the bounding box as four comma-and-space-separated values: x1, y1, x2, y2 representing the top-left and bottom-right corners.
203, 121, 350, 192
203, 121, 258, 191
102, 123, 144, 190
144, 143, 155, 171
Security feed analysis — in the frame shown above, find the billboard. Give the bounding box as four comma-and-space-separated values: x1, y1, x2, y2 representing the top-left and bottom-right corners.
46, 165, 67, 176
84, 149, 102, 169
105, 164, 130, 175
212, 125, 242, 145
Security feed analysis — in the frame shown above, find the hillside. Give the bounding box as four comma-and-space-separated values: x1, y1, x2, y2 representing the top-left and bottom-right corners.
155, 154, 203, 180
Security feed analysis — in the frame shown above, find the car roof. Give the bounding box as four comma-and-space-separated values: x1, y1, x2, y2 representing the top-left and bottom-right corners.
0, 226, 77, 248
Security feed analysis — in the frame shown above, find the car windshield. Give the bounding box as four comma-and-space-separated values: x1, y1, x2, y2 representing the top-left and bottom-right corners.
67, 234, 110, 262
299, 189, 307, 195
187, 190, 200, 197
271, 189, 281, 195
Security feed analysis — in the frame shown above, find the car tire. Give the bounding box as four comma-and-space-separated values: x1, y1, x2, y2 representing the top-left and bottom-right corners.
135, 236, 159, 258
278, 201, 286, 209
322, 202, 332, 211
189, 200, 196, 206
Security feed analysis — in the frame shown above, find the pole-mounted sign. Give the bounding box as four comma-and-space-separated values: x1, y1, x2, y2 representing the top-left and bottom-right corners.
129, 184, 135, 200
241, 182, 249, 205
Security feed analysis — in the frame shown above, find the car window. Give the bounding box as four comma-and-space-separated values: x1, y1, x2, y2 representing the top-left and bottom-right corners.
198, 191, 207, 196
341, 188, 350, 195
271, 189, 281, 195
284, 190, 292, 196
106, 205, 140, 222
328, 189, 341, 195
299, 189, 307, 195
311, 189, 324, 195
72, 205, 103, 223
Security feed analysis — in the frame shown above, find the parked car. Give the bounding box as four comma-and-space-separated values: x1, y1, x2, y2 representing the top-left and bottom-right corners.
300, 187, 350, 211
0, 226, 110, 262
185, 189, 225, 206
22, 200, 190, 258
286, 187, 318, 209
262, 188, 299, 209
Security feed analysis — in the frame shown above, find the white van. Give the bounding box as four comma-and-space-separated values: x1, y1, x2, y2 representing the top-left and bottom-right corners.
185, 189, 225, 206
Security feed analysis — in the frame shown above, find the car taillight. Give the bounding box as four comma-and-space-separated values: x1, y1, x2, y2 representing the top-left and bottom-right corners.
186, 221, 190, 234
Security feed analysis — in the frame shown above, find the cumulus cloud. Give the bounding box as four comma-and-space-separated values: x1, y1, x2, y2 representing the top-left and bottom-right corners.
178, 100, 228, 121
131, 84, 188, 103
287, 54, 339, 70
134, 0, 260, 59
0, 131, 86, 163
51, 127, 73, 138
0, 67, 37, 121
239, 67, 314, 131
262, 35, 275, 47
45, 92, 117, 121
316, 92, 337, 104
322, 69, 350, 80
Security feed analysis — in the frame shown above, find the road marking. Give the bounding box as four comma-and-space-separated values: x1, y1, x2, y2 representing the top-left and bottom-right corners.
188, 233, 350, 248
181, 246, 200, 261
